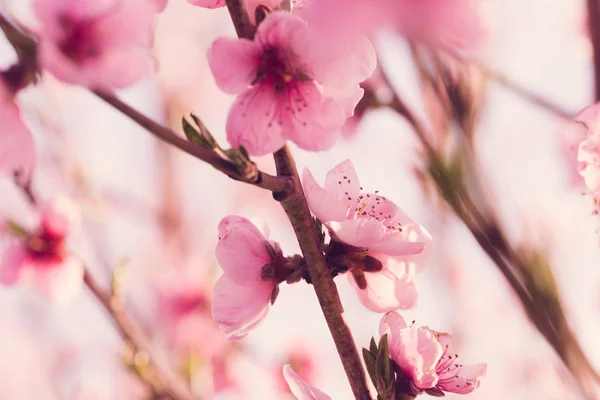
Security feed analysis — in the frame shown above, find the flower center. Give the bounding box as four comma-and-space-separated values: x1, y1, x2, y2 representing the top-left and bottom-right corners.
26, 231, 66, 262
255, 47, 309, 91
58, 15, 102, 63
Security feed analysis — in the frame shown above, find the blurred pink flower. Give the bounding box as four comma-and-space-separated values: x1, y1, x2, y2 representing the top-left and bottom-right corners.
302, 159, 432, 312
156, 275, 227, 356
0, 78, 35, 184
283, 364, 331, 400
186, 0, 226, 8
34, 0, 156, 89
212, 216, 277, 339
207, 11, 375, 155
379, 311, 487, 394
154, 0, 169, 12
0, 197, 83, 305
299, 0, 482, 51
396, 0, 483, 50
576, 103, 600, 203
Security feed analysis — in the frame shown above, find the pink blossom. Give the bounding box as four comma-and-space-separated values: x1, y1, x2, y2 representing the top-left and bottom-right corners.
34, 0, 156, 89
302, 160, 431, 312
212, 216, 277, 339
207, 11, 375, 156
0, 78, 35, 184
153, 0, 169, 12
0, 197, 82, 305
282, 364, 331, 400
379, 311, 486, 394
576, 103, 600, 201
299, 0, 482, 51
185, 0, 226, 8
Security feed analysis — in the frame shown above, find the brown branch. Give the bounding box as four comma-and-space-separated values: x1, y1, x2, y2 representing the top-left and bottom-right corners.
380, 61, 599, 397
273, 146, 371, 400
440, 47, 576, 120
12, 181, 198, 400
94, 91, 290, 193
0, 12, 289, 194
225, 0, 255, 40
83, 269, 199, 400
588, 0, 600, 102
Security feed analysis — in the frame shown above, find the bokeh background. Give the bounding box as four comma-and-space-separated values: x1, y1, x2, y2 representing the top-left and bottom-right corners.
1, 0, 599, 399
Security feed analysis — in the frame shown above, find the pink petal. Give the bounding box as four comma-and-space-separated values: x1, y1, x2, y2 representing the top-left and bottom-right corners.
437, 363, 487, 394
370, 231, 425, 256
282, 365, 331, 400
324, 159, 361, 208
226, 85, 287, 156
578, 136, 600, 193
32, 257, 84, 305
0, 244, 28, 285
302, 168, 348, 223
281, 82, 346, 152
40, 197, 76, 240
349, 264, 418, 312
207, 38, 261, 95
255, 12, 309, 50
394, 326, 443, 389
379, 311, 408, 351
211, 275, 273, 340
185, 0, 226, 8
153, 0, 168, 12
215, 216, 272, 285
0, 89, 35, 184
329, 218, 385, 248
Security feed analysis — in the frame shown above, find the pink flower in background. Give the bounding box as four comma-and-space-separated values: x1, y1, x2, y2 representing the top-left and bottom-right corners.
207, 11, 375, 155
302, 160, 432, 312
212, 216, 277, 339
186, 0, 226, 8
156, 275, 227, 355
154, 0, 169, 12
379, 311, 486, 394
396, 0, 483, 50
34, 0, 156, 89
0, 197, 83, 305
0, 78, 35, 184
283, 364, 331, 400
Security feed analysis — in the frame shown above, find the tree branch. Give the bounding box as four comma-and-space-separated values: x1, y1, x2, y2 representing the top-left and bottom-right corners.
588, 0, 600, 102
83, 269, 199, 400
94, 90, 290, 193
273, 146, 371, 400
225, 0, 255, 40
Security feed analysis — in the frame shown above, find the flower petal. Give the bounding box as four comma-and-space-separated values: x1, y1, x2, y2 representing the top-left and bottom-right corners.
215, 216, 272, 284
185, 0, 226, 8
211, 275, 273, 340
370, 231, 426, 256
207, 38, 261, 95
437, 363, 487, 394
349, 264, 418, 312
0, 244, 27, 285
226, 85, 287, 156
329, 218, 385, 248
379, 311, 408, 350
324, 159, 361, 207
281, 82, 346, 152
302, 168, 348, 223
282, 364, 331, 400
32, 257, 84, 306
394, 325, 443, 389
0, 91, 35, 184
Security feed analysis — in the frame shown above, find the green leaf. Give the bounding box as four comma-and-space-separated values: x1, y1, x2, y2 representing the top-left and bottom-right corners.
182, 116, 210, 148
370, 337, 378, 356
377, 334, 392, 382
363, 348, 377, 385
6, 220, 29, 239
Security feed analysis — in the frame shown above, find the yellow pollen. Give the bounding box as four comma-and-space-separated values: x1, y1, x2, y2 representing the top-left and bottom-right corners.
283, 74, 293, 83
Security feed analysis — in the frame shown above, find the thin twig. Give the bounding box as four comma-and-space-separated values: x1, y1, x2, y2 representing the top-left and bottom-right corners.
83, 269, 199, 400
273, 146, 372, 400
13, 181, 198, 400
94, 91, 290, 193
224, 0, 255, 40
587, 0, 600, 102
